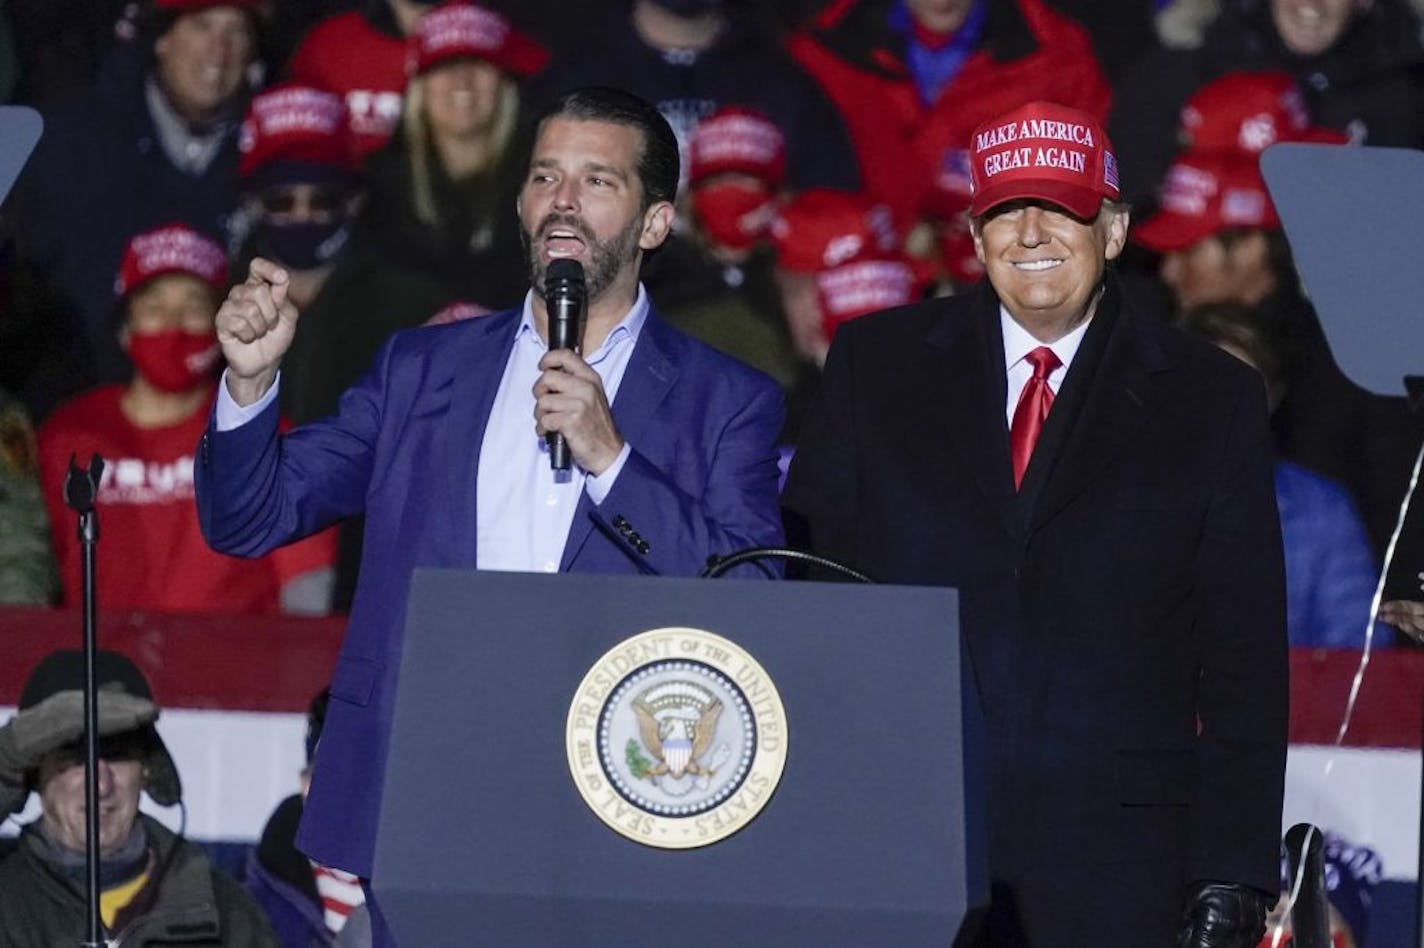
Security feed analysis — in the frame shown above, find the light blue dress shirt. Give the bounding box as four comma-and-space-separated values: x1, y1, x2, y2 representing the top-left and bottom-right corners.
474, 287, 645, 572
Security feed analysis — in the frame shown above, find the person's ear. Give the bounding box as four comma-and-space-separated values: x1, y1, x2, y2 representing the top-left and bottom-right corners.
639, 201, 675, 252
1101, 204, 1131, 262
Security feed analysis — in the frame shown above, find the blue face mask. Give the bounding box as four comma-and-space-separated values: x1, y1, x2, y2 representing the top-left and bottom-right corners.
255, 217, 351, 272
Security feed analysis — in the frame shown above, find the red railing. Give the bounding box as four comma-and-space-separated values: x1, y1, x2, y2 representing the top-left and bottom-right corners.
2, 607, 1421, 747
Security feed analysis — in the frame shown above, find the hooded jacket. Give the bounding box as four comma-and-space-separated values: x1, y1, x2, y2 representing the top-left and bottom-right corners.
0, 815, 279, 947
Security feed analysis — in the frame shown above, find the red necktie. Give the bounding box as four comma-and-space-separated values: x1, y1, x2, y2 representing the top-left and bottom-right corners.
1010, 346, 1061, 489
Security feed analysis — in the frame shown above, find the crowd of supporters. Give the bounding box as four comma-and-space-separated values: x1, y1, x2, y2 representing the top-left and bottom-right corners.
2, 0, 1415, 637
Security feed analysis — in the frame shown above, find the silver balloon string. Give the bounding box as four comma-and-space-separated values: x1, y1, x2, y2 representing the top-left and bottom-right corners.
1269, 434, 1424, 945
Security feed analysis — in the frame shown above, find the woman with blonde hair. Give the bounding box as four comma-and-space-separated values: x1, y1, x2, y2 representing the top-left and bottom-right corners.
363, 1, 547, 308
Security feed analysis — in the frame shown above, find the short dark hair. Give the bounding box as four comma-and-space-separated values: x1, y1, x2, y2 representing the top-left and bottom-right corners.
536, 87, 680, 208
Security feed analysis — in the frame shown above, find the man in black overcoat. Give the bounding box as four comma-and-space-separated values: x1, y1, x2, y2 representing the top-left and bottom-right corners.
783, 100, 1288, 947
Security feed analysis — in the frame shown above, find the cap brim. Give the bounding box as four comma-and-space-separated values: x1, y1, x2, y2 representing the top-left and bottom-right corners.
969, 180, 1105, 221
0, 731, 181, 815
1131, 209, 1216, 253
0, 692, 180, 814
689, 161, 780, 189
417, 36, 546, 79
245, 160, 360, 192
121, 264, 226, 299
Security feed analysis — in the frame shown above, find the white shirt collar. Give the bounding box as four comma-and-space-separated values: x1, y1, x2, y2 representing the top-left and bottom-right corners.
1000, 305, 1091, 376
517, 284, 650, 363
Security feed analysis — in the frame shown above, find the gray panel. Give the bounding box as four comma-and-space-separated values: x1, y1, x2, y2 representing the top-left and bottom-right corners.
0, 107, 41, 207
1260, 143, 1424, 396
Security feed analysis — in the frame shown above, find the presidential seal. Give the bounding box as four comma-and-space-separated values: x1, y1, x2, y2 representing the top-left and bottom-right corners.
566, 627, 787, 849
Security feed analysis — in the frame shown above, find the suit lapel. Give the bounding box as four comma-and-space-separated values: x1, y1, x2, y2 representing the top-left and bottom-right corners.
559, 310, 681, 569
1026, 283, 1170, 535
933, 286, 1019, 541
444, 310, 521, 566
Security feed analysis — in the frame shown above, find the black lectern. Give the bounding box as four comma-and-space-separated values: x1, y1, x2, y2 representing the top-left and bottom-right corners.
373, 571, 984, 946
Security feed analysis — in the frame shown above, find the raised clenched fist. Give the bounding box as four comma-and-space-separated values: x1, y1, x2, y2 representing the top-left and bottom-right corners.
216, 257, 300, 405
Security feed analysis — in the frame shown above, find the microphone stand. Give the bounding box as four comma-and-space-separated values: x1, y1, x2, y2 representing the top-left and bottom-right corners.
1284, 823, 1330, 948
700, 547, 875, 583
1402, 375, 1424, 948
63, 453, 105, 948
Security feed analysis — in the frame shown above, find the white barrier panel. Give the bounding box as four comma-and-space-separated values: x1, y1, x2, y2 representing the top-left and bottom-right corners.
1284, 744, 1420, 882
2, 707, 1416, 890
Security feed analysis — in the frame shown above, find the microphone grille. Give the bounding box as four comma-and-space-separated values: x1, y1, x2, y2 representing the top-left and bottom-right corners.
545, 258, 585, 290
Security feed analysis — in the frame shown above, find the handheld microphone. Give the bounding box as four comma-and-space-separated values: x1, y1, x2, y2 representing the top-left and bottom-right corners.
543, 259, 586, 471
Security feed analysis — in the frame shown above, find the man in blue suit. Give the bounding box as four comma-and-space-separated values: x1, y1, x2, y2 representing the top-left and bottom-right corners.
195, 87, 784, 941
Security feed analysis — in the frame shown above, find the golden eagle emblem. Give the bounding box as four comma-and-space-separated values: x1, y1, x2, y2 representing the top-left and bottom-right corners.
631, 681, 723, 781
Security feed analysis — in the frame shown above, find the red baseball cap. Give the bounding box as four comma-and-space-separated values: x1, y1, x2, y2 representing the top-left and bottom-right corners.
1133, 149, 1280, 253
688, 107, 786, 189
968, 100, 1120, 220
770, 189, 902, 273
238, 84, 354, 183
922, 146, 973, 221
920, 147, 986, 285
115, 224, 228, 298
1180, 71, 1349, 154
409, 2, 548, 78
816, 259, 925, 336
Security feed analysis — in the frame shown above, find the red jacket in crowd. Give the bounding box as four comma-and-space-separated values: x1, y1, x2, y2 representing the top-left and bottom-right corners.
38, 387, 335, 615
788, 0, 1112, 230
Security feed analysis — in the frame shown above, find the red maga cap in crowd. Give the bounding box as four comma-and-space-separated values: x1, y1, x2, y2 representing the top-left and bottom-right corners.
923, 146, 974, 220
1133, 150, 1280, 253
115, 224, 228, 298
921, 147, 986, 286
688, 107, 787, 189
409, 2, 548, 78
771, 189, 901, 273
815, 258, 924, 335
1180, 71, 1349, 154
771, 189, 926, 335
968, 100, 1119, 220
238, 84, 354, 181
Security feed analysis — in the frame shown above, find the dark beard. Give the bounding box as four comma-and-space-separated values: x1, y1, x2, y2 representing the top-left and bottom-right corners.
522, 212, 643, 302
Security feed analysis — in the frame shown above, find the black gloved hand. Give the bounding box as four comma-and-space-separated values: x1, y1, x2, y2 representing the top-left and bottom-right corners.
1175, 881, 1270, 948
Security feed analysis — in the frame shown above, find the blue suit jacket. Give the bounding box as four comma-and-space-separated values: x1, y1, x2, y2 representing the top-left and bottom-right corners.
195, 307, 785, 875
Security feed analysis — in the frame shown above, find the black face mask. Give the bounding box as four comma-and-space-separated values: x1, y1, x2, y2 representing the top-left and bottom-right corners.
255, 217, 351, 271
649, 0, 724, 17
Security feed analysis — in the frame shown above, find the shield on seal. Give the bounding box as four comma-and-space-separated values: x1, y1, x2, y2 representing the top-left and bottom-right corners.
662, 737, 693, 777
